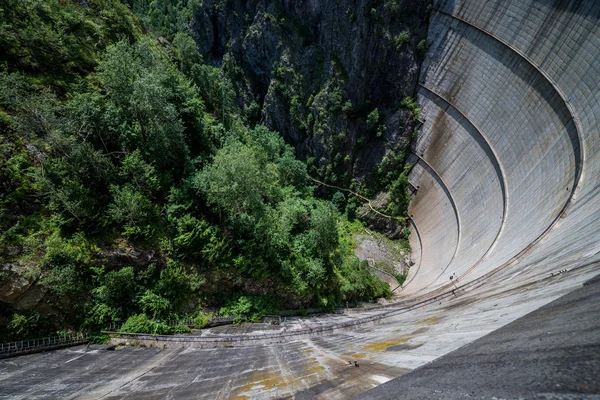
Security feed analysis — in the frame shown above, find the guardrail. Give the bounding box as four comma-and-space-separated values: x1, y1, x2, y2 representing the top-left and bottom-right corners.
104, 287, 473, 345
0, 333, 89, 359
105, 319, 197, 332
104, 261, 599, 347
103, 294, 447, 346
262, 315, 281, 325
207, 315, 240, 326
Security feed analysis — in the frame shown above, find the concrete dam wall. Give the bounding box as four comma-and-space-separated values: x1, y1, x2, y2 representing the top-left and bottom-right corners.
405, 0, 600, 297
1, 1, 599, 399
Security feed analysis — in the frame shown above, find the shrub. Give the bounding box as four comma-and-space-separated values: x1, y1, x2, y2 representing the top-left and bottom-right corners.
119, 314, 171, 335
394, 31, 410, 50
170, 325, 191, 334
400, 97, 421, 122
393, 273, 407, 286
193, 313, 211, 329
332, 191, 346, 212
387, 168, 410, 217
218, 294, 280, 323
417, 39, 426, 59
366, 108, 380, 131
8, 312, 40, 338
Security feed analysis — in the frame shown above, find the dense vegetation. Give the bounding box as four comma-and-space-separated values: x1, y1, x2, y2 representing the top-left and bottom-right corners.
0, 0, 411, 340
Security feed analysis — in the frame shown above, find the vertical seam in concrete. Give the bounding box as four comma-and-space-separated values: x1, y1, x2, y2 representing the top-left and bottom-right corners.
409, 8, 586, 296
401, 193, 424, 289
432, 6, 585, 219
409, 154, 462, 289
417, 83, 509, 282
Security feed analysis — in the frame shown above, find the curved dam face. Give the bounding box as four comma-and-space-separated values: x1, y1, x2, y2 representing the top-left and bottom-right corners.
1, 1, 599, 399
405, 0, 599, 297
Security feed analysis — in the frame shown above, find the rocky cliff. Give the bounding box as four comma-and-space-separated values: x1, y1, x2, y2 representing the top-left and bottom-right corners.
190, 0, 431, 184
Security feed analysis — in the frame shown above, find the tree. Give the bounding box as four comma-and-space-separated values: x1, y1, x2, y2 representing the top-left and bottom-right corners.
388, 170, 410, 217
194, 141, 277, 216
108, 184, 156, 238
366, 108, 380, 131
97, 39, 191, 180
332, 191, 346, 212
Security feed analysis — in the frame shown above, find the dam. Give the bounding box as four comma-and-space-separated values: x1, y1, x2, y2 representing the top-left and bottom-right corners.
1, 0, 599, 398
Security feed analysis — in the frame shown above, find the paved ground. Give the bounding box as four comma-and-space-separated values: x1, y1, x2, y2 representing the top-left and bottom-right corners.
1, 265, 598, 399
0, 340, 406, 399
357, 275, 600, 400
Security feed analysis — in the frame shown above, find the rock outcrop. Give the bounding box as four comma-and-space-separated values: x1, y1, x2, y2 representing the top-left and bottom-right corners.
190, 0, 430, 183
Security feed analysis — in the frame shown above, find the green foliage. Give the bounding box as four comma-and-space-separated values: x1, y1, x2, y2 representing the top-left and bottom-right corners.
108, 185, 156, 239
119, 313, 175, 334
334, 218, 392, 302
188, 62, 236, 122
92, 266, 140, 322
393, 272, 407, 286
336, 257, 391, 302
153, 261, 193, 311
366, 108, 386, 138
393, 31, 411, 50
171, 214, 229, 265
345, 203, 357, 220
123, 0, 201, 40
366, 109, 380, 131
332, 191, 346, 212
387, 167, 411, 217
417, 39, 426, 59
8, 312, 40, 339
384, 1, 401, 16
193, 312, 211, 329
0, 0, 141, 85
218, 294, 280, 323
171, 324, 192, 334
271, 57, 306, 130
195, 141, 278, 216
96, 39, 191, 173
119, 313, 193, 335
400, 96, 421, 122
0, 0, 404, 341
41, 233, 96, 298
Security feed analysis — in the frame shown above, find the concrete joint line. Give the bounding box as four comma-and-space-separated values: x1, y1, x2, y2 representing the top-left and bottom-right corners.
409, 153, 462, 290
414, 7, 586, 295
417, 83, 509, 283
402, 205, 424, 289
431, 6, 585, 209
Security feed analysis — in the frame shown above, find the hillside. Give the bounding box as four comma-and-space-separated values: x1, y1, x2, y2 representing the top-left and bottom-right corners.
0, 0, 425, 340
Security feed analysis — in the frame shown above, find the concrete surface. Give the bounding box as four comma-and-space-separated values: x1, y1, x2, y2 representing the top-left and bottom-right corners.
1, 263, 598, 399
357, 275, 600, 400
1, 0, 599, 398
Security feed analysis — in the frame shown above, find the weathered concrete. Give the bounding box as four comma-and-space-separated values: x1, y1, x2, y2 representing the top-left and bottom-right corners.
1, 263, 597, 399
357, 275, 600, 400
405, 0, 599, 298
1, 1, 599, 398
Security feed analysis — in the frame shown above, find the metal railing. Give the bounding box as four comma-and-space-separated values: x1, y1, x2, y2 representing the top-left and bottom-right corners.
105, 319, 196, 332
262, 315, 281, 325
207, 315, 237, 326
0, 333, 88, 359
104, 261, 600, 346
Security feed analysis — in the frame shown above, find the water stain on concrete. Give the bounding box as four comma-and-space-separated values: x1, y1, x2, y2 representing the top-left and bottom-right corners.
385, 342, 424, 351
363, 336, 411, 351
231, 369, 291, 399
411, 326, 429, 334
419, 316, 441, 325
342, 352, 367, 359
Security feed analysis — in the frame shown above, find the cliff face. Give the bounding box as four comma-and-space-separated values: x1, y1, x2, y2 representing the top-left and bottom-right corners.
190, 0, 430, 183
